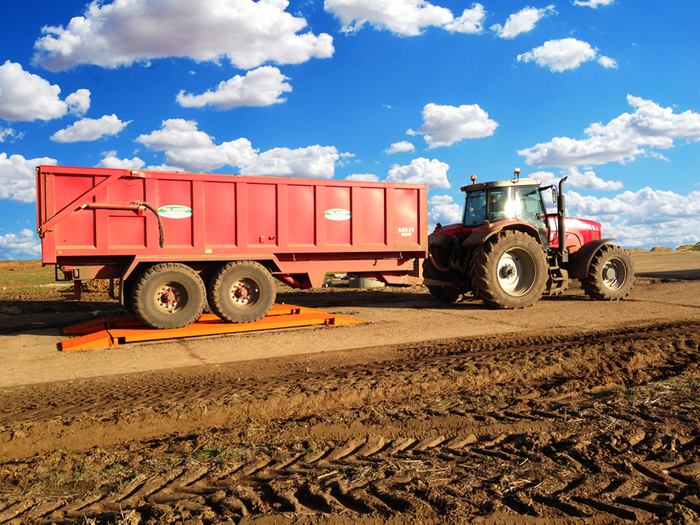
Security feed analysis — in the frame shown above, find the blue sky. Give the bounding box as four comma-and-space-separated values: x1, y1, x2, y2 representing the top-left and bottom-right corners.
1, 0, 699, 260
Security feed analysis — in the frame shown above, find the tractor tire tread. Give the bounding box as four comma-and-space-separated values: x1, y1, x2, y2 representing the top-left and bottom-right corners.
469, 230, 548, 309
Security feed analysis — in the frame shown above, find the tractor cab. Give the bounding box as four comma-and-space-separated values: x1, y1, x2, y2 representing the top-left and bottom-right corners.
460, 172, 550, 247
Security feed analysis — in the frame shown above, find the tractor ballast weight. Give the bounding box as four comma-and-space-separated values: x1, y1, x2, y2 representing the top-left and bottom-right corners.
424, 169, 634, 309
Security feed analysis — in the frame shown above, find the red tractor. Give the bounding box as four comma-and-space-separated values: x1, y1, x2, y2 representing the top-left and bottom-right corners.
423, 169, 634, 308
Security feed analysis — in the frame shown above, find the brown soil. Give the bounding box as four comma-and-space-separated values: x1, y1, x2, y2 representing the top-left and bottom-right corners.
1, 254, 700, 524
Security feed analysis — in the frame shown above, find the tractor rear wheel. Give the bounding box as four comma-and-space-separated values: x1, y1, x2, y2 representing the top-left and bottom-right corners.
469, 230, 548, 309
131, 263, 206, 329
582, 244, 633, 300
208, 261, 276, 323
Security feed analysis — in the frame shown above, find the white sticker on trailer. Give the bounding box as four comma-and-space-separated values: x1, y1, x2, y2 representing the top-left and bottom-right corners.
158, 205, 192, 219
325, 209, 351, 221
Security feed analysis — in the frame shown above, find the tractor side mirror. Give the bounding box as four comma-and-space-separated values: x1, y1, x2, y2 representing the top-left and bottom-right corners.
551, 187, 558, 203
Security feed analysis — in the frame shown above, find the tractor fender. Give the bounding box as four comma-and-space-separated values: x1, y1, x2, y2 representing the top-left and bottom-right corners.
462, 222, 542, 247
428, 233, 455, 249
567, 238, 615, 279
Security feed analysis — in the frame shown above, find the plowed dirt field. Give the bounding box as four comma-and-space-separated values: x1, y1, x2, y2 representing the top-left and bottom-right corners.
1, 252, 700, 524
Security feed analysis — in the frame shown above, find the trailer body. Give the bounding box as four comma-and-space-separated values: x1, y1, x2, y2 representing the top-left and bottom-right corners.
37, 166, 427, 327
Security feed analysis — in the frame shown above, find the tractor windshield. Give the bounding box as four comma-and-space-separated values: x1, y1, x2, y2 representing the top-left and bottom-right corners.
463, 187, 515, 226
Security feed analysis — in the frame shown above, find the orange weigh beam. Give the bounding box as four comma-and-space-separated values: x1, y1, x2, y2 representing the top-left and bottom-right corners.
63, 304, 318, 335
60, 306, 364, 351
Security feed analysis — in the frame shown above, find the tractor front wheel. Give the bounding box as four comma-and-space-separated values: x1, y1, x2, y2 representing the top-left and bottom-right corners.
582, 244, 634, 300
470, 230, 548, 309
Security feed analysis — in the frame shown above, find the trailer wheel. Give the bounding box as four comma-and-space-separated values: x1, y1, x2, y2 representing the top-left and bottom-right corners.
582, 244, 633, 300
208, 261, 276, 323
131, 263, 206, 329
469, 230, 547, 309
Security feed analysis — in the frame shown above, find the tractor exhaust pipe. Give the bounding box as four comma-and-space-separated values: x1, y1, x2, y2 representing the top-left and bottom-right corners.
558, 176, 568, 263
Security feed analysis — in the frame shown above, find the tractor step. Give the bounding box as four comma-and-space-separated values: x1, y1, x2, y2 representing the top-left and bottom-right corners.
60, 304, 365, 351
545, 254, 570, 296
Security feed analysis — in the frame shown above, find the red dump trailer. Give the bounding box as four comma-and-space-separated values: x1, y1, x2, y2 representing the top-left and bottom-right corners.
37, 166, 428, 329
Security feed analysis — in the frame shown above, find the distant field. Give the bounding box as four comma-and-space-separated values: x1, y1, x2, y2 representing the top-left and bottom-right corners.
0, 260, 55, 291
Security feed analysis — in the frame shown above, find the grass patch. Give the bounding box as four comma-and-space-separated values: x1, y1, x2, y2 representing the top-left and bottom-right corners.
0, 261, 56, 290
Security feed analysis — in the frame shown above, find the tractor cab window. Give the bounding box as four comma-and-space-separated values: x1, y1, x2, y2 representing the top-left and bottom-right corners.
463, 190, 487, 226
463, 188, 518, 226
514, 186, 548, 245
486, 188, 513, 222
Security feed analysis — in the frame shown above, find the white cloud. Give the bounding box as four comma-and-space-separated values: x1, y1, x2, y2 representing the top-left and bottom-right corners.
51, 114, 130, 143
176, 66, 292, 110
561, 167, 623, 191
0, 61, 90, 121
0, 128, 22, 143
408, 103, 498, 148
97, 151, 146, 169
385, 157, 450, 188
0, 229, 41, 261
65, 89, 91, 117
346, 173, 380, 182
336, 152, 357, 168
519, 95, 700, 167
517, 38, 606, 72
574, 0, 614, 7
33, 0, 334, 71
145, 164, 184, 172
137, 119, 338, 177
164, 138, 258, 173
324, 0, 453, 36
242, 145, 339, 178
428, 194, 463, 226
385, 141, 415, 154
136, 119, 214, 151
566, 188, 700, 248
528, 170, 558, 186
443, 3, 486, 34
597, 55, 618, 69
491, 5, 555, 39
0, 153, 57, 203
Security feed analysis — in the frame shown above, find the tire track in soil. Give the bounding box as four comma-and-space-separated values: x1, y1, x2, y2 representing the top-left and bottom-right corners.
1, 320, 699, 523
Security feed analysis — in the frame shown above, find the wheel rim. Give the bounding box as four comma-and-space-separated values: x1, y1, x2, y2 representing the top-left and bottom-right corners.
154, 282, 188, 314
230, 278, 260, 306
496, 248, 537, 296
602, 258, 626, 290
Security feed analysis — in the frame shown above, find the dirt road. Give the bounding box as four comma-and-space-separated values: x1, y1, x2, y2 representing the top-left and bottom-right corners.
0, 252, 699, 524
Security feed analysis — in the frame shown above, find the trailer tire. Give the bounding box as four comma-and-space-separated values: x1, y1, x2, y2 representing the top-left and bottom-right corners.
131, 263, 206, 329
469, 230, 547, 309
582, 244, 633, 301
208, 261, 276, 323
